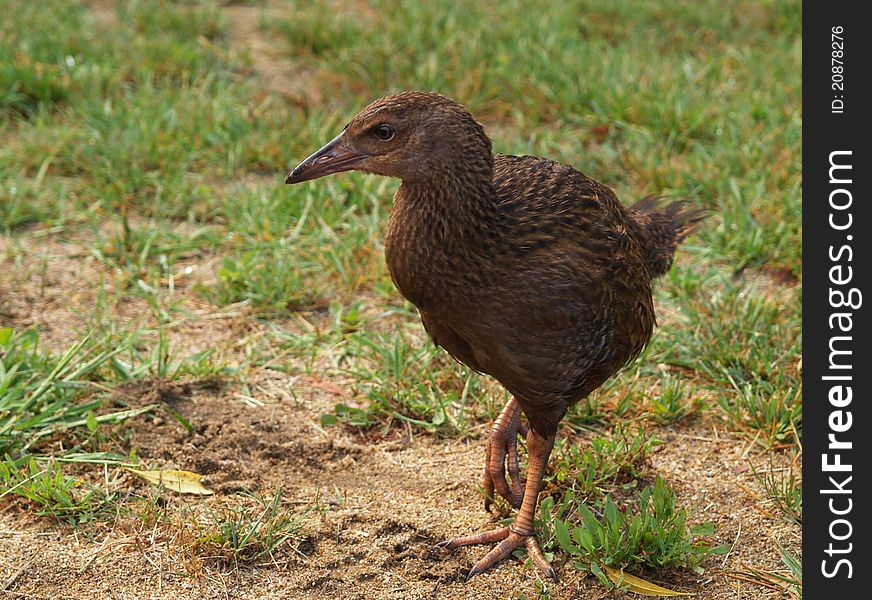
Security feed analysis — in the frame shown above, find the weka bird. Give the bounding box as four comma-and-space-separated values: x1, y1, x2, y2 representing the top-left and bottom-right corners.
286, 91, 706, 581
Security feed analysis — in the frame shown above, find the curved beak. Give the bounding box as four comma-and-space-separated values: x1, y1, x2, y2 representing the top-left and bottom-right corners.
285, 132, 368, 184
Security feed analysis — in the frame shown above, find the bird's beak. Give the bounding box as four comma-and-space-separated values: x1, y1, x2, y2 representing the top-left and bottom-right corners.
285, 131, 367, 184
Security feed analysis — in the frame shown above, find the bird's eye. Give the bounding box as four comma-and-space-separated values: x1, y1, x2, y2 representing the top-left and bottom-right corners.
373, 124, 395, 141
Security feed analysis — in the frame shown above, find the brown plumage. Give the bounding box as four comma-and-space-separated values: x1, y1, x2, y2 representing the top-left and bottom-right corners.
286, 91, 707, 581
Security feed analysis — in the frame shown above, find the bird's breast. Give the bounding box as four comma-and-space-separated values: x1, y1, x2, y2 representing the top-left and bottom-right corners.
384, 233, 477, 311
384, 197, 489, 311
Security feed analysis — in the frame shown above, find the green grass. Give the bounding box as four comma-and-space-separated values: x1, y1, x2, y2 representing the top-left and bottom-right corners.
779, 546, 803, 599
0, 456, 119, 525
532, 426, 726, 580
541, 477, 727, 580
0, 327, 153, 458
544, 425, 658, 504
751, 456, 802, 525
87, 214, 223, 289
0, 321, 234, 523
646, 374, 703, 425
186, 487, 307, 568
328, 325, 494, 433
1, 0, 800, 593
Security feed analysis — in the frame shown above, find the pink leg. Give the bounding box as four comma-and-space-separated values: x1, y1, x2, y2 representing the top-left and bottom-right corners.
482, 397, 527, 511
438, 428, 557, 581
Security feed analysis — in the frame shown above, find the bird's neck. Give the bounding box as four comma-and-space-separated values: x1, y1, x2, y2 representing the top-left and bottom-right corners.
398, 166, 498, 227
385, 164, 500, 308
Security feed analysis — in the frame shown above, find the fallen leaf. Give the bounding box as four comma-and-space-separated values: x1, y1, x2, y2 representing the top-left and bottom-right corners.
604, 567, 692, 596
128, 468, 214, 495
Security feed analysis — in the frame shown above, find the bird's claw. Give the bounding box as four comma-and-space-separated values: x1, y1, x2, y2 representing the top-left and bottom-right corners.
438, 525, 557, 582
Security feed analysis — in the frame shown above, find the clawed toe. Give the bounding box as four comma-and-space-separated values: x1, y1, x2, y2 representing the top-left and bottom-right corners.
523, 534, 559, 581
436, 525, 556, 581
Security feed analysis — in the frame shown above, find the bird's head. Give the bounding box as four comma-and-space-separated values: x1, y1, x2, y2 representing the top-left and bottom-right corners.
285, 91, 492, 185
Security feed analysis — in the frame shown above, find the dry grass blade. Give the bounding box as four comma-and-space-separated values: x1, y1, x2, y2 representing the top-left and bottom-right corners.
724, 563, 800, 599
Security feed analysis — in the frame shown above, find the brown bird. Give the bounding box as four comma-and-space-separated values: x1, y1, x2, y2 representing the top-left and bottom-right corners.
286, 91, 706, 581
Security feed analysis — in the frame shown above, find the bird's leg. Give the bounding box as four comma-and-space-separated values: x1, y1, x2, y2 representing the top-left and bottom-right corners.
439, 428, 557, 582
483, 397, 527, 511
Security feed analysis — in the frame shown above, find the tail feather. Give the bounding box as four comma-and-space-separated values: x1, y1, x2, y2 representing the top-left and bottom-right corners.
629, 196, 710, 278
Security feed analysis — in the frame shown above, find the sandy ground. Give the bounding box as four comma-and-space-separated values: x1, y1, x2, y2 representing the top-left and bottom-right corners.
0, 358, 800, 599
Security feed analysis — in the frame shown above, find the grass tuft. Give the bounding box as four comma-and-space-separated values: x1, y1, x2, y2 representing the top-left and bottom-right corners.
0, 328, 152, 458
751, 456, 802, 525
0, 457, 118, 525
319, 325, 492, 433
542, 477, 727, 579
544, 425, 658, 504
186, 487, 307, 568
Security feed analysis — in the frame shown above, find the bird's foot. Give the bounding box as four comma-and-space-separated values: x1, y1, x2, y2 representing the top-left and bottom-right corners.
483, 398, 528, 511
436, 525, 557, 582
